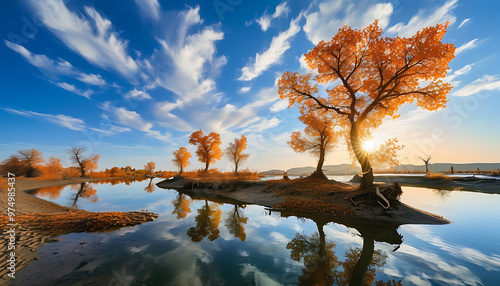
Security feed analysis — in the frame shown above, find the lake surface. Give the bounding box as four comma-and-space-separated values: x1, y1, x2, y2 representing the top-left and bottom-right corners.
17, 177, 500, 285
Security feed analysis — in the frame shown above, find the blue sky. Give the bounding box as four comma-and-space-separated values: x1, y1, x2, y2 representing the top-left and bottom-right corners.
1, 0, 499, 171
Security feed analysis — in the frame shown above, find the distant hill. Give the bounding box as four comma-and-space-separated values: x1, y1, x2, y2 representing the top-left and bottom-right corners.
394, 163, 500, 173
261, 169, 285, 176
264, 163, 500, 176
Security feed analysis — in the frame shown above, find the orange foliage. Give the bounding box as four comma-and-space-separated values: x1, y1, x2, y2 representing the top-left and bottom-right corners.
144, 161, 155, 174
366, 139, 404, 169
17, 148, 44, 167
187, 201, 222, 242
172, 147, 191, 174
181, 169, 262, 182
278, 21, 455, 188
38, 157, 65, 180
289, 108, 338, 176
225, 135, 249, 175
32, 185, 66, 200
171, 193, 192, 219
189, 130, 222, 171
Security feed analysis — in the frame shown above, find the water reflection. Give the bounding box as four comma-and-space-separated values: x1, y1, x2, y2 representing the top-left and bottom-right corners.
171, 193, 192, 219
224, 204, 248, 241
70, 182, 98, 208
277, 210, 402, 286
177, 188, 404, 285
144, 178, 156, 193
187, 200, 222, 242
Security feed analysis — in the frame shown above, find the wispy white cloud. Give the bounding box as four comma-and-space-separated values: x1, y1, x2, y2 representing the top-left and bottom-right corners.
125, 89, 152, 100
134, 0, 160, 20
101, 102, 171, 142
147, 5, 227, 128
455, 38, 479, 55
445, 64, 473, 85
54, 82, 94, 98
254, 2, 290, 32
387, 0, 457, 37
4, 108, 86, 131
239, 86, 251, 94
241, 117, 281, 133
303, 0, 393, 44
29, 0, 138, 78
5, 41, 106, 87
239, 15, 301, 81
457, 18, 470, 29
4, 108, 132, 137
76, 73, 106, 86
454, 74, 500, 97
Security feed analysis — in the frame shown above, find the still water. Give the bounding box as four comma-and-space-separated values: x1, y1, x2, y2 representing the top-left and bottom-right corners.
17, 177, 500, 285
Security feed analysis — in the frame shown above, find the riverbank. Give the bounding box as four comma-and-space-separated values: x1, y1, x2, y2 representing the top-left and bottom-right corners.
0, 177, 158, 279
157, 176, 450, 226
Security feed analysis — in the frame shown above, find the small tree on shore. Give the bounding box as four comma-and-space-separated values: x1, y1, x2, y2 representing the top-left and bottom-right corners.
288, 108, 338, 178
144, 161, 155, 175
419, 156, 431, 173
68, 147, 99, 177
18, 148, 44, 177
172, 147, 191, 174
189, 130, 222, 172
225, 135, 249, 175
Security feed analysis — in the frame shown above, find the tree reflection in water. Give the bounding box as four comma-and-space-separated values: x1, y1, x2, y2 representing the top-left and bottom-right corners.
187, 200, 222, 242
70, 182, 98, 208
171, 193, 192, 219
173, 190, 403, 285
144, 178, 155, 193
224, 204, 248, 241
279, 211, 403, 286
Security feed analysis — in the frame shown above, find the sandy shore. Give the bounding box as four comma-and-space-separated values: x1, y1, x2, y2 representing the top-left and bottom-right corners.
0, 177, 158, 279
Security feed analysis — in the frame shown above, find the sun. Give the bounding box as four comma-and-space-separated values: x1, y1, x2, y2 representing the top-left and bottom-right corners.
362, 140, 376, 152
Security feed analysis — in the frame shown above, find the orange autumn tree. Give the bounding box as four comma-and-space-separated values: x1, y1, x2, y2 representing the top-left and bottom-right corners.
189, 130, 222, 172
18, 148, 44, 177
278, 21, 455, 188
289, 108, 338, 178
68, 147, 100, 177
225, 135, 249, 175
144, 161, 155, 175
172, 147, 191, 174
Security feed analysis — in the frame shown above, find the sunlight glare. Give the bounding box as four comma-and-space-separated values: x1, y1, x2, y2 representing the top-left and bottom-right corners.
362, 140, 376, 152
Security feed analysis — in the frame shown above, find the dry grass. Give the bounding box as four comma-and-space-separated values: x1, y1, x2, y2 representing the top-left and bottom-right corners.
428, 172, 452, 181
180, 169, 262, 182
0, 211, 158, 234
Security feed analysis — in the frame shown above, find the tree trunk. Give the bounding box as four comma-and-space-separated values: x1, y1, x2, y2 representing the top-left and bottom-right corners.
350, 124, 374, 189
349, 234, 375, 286
204, 161, 209, 172
79, 163, 85, 177
179, 165, 183, 174
425, 163, 429, 173
234, 163, 238, 176
316, 146, 325, 175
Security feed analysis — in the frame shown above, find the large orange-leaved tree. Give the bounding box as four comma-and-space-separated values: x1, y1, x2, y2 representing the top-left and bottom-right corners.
278, 21, 455, 188
225, 135, 249, 175
289, 108, 338, 179
189, 130, 222, 172
172, 147, 191, 174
